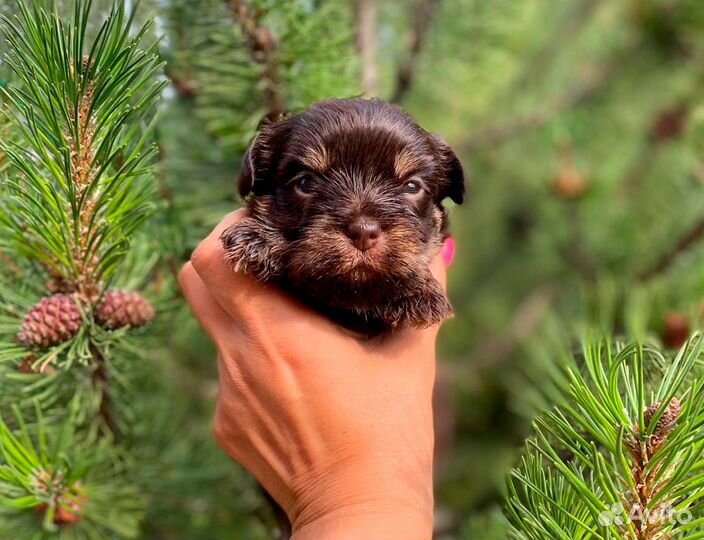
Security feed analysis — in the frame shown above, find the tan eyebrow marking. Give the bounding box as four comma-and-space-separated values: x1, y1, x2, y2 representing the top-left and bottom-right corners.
394, 148, 428, 178
300, 146, 330, 172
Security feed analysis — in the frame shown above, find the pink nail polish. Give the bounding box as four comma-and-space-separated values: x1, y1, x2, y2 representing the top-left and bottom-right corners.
442, 237, 455, 267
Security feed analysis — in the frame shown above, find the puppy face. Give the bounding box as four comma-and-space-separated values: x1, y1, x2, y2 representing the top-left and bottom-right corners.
228, 99, 465, 327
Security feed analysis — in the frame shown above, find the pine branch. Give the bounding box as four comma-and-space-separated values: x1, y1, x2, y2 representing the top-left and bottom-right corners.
502, 0, 603, 98
390, 0, 441, 104
618, 101, 690, 200
457, 38, 644, 155
226, 0, 285, 115
175, 0, 357, 151
459, 65, 614, 153
90, 342, 120, 441
0, 402, 142, 536
164, 66, 197, 100
508, 336, 704, 540
638, 215, 704, 282
67, 76, 101, 299
617, 82, 704, 281
1, 2, 164, 299
0, 3, 162, 535
626, 397, 682, 540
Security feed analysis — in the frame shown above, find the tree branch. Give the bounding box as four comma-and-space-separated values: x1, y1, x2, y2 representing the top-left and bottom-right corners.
355, 0, 378, 97
504, 0, 603, 96
164, 66, 197, 100
457, 33, 646, 154
458, 64, 615, 153
455, 0, 604, 154
638, 215, 704, 282
90, 343, 121, 441
390, 0, 442, 103
617, 102, 690, 199
227, 0, 285, 115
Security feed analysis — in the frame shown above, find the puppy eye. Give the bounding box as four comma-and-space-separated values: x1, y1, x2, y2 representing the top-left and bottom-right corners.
294, 174, 314, 195
403, 179, 423, 195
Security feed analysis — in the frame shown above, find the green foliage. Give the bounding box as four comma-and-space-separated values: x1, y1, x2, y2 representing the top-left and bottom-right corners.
0, 402, 142, 539
0, 2, 168, 538
163, 0, 359, 153
0, 0, 163, 292
508, 335, 704, 539
5, 0, 704, 538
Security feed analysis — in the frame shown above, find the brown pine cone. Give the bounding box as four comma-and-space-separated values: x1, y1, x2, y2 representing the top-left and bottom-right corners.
650, 105, 688, 143
552, 163, 589, 200
551, 142, 589, 200
644, 397, 681, 440
95, 290, 155, 330
662, 312, 689, 350
17, 355, 38, 374
17, 294, 83, 349
35, 488, 86, 526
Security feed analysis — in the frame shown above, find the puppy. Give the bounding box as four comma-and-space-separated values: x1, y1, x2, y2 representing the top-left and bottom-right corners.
221, 98, 465, 334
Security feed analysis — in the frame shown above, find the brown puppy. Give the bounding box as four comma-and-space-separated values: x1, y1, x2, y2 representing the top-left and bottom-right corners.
221, 98, 465, 334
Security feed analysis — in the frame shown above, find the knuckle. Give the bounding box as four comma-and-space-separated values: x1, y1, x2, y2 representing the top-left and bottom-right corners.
190, 240, 218, 276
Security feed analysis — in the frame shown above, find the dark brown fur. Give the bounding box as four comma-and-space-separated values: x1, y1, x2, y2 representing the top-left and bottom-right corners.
222, 98, 465, 334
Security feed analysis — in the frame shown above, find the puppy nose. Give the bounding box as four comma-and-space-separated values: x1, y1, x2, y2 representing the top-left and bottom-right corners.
346, 218, 381, 251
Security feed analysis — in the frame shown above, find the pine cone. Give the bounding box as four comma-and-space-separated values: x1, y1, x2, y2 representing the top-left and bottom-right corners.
17, 354, 38, 374
17, 294, 83, 349
95, 290, 155, 330
644, 397, 681, 440
53, 504, 82, 526
663, 312, 689, 349
650, 105, 688, 142
35, 488, 86, 526
551, 141, 588, 200
552, 163, 589, 200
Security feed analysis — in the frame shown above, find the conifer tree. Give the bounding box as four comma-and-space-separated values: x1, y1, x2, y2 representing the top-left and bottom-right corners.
0, 2, 163, 537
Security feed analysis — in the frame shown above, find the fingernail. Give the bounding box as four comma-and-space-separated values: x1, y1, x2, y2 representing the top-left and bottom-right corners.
442, 237, 455, 267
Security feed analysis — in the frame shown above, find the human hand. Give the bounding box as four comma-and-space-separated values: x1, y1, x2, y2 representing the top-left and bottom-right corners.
179, 210, 452, 540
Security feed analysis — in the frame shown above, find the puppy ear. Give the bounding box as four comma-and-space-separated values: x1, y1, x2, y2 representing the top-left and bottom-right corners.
237, 115, 291, 200
434, 136, 466, 205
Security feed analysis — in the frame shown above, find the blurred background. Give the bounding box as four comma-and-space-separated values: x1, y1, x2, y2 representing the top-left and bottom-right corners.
5, 0, 704, 538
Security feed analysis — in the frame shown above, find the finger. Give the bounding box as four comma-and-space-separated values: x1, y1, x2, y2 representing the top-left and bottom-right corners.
190, 209, 274, 321
179, 261, 240, 343
190, 210, 248, 277
191, 211, 341, 336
